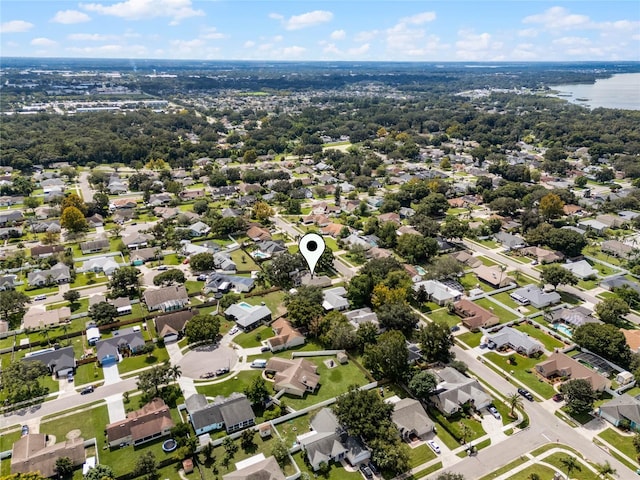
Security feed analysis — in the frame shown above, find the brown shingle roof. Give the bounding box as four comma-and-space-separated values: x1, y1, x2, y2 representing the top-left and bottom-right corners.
454, 299, 499, 330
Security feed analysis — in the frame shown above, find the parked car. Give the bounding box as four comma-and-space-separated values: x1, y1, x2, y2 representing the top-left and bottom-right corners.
157, 265, 168, 271
228, 326, 239, 335
21, 425, 29, 436
427, 440, 441, 454
450, 325, 460, 332
215, 367, 229, 376
552, 393, 564, 402
34, 294, 46, 301
260, 346, 271, 352
518, 388, 534, 401
488, 405, 501, 419
80, 386, 94, 395
368, 463, 380, 475
359, 464, 373, 479
197, 274, 208, 281
200, 372, 216, 379
67, 372, 74, 383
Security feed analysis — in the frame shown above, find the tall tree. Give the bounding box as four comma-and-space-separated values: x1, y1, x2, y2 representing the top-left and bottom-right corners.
595, 297, 630, 326
559, 455, 581, 480
408, 370, 437, 399
184, 314, 220, 344
506, 392, 523, 418
573, 323, 631, 368
0, 290, 30, 323
244, 376, 270, 405
134, 451, 158, 480
539, 193, 565, 220
540, 264, 578, 290
55, 457, 74, 478
561, 379, 596, 416
89, 301, 118, 326
61, 193, 88, 216
108, 266, 140, 298
363, 330, 408, 381
284, 285, 324, 328
61, 206, 88, 233
417, 321, 455, 363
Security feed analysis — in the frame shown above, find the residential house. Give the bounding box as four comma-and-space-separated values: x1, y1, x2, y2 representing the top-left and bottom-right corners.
344, 234, 373, 250
123, 233, 152, 250
214, 252, 237, 273
453, 299, 499, 331
429, 366, 492, 415
535, 352, 611, 391
602, 240, 635, 259
0, 274, 16, 290
11, 434, 85, 478
484, 326, 544, 356
265, 357, 320, 397
143, 285, 189, 312
86, 214, 104, 228
0, 210, 23, 226
27, 263, 71, 287
204, 273, 255, 293
40, 179, 65, 194
153, 206, 180, 220
578, 219, 608, 235
621, 329, 640, 354
367, 247, 394, 260
451, 250, 482, 268
601, 275, 640, 295
110, 198, 138, 210
180, 189, 206, 201
80, 239, 110, 254
563, 204, 584, 216
182, 242, 214, 258
106, 398, 174, 447
112, 209, 135, 224
130, 247, 160, 264
30, 220, 61, 234
562, 260, 598, 279
108, 179, 128, 194
596, 214, 625, 229
413, 280, 463, 306
155, 310, 196, 344
190, 221, 211, 237
185, 393, 255, 435
22, 307, 71, 329
378, 212, 401, 225
296, 408, 370, 471
0, 226, 22, 239
255, 240, 287, 257
472, 264, 514, 288
211, 186, 238, 199
344, 307, 381, 332
599, 394, 640, 432
494, 231, 526, 250
30, 244, 65, 259
23, 346, 75, 378
302, 214, 331, 227
224, 303, 271, 331
95, 328, 146, 366
222, 456, 285, 480
396, 225, 422, 236
112, 297, 132, 316
266, 318, 305, 352
391, 398, 435, 441
550, 306, 601, 328
521, 246, 564, 264
80, 256, 120, 276
322, 287, 349, 311
510, 285, 561, 309
148, 193, 173, 207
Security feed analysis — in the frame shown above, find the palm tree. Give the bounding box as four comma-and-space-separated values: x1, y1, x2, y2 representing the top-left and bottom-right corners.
595, 460, 617, 478
506, 392, 523, 418
170, 364, 182, 382
40, 327, 50, 346
459, 423, 472, 450
528, 474, 541, 480
560, 455, 581, 480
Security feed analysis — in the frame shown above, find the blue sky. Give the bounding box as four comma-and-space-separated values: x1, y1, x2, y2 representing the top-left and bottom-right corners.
1, 1, 639, 61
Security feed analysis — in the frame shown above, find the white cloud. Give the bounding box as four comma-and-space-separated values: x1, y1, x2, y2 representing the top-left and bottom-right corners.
31, 37, 58, 47
400, 11, 436, 25
552, 36, 591, 47
282, 46, 306, 56
330, 29, 346, 40
455, 30, 504, 60
518, 28, 538, 38
273, 35, 283, 43
348, 43, 370, 56
523, 7, 590, 30
171, 38, 205, 49
67, 43, 148, 56
244, 40, 256, 48
355, 30, 378, 42
276, 10, 333, 30
51, 10, 91, 24
80, 0, 204, 25
200, 27, 226, 40
0, 20, 34, 33
510, 43, 540, 60
67, 33, 113, 41
322, 43, 341, 55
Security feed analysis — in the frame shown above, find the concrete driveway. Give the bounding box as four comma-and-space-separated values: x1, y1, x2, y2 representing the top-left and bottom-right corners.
103, 363, 121, 385
178, 343, 238, 379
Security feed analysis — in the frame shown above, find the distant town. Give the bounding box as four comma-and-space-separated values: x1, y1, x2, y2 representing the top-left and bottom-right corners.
0, 59, 639, 480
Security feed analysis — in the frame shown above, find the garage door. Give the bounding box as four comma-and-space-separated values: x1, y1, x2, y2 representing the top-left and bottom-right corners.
57, 368, 73, 378
163, 334, 178, 344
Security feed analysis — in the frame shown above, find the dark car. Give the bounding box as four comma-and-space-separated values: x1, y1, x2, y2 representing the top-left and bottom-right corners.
553, 393, 564, 402
21, 425, 29, 436
359, 464, 373, 479
368, 463, 380, 475
80, 386, 94, 395
200, 372, 216, 379
216, 367, 230, 376
260, 346, 271, 352
518, 388, 534, 401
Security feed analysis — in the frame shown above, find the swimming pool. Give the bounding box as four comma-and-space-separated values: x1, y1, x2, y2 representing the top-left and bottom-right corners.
239, 302, 254, 310
415, 266, 427, 276
553, 323, 573, 337
252, 251, 269, 259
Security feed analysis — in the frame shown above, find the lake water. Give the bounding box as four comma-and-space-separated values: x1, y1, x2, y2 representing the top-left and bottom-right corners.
550, 73, 640, 110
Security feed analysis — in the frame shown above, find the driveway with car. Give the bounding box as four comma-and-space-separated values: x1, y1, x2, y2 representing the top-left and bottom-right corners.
178, 343, 238, 379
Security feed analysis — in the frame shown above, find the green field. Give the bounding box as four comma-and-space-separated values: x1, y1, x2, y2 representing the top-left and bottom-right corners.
484, 352, 556, 399
475, 297, 519, 322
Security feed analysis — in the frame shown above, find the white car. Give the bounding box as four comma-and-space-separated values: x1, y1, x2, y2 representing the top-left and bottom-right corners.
228, 326, 239, 335
488, 406, 501, 419
427, 440, 441, 454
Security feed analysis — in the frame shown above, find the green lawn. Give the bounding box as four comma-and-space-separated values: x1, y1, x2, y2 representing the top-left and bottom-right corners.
292, 451, 361, 480
492, 291, 539, 313
543, 452, 600, 480
478, 457, 528, 480
584, 245, 623, 266
246, 290, 287, 317
559, 292, 582, 305
184, 280, 204, 295
508, 464, 557, 480
0, 427, 24, 452
475, 297, 519, 322
70, 272, 109, 288
19, 284, 59, 297
230, 249, 260, 272
234, 325, 271, 348
426, 308, 462, 328
598, 428, 638, 461
457, 331, 483, 348
459, 273, 493, 293
477, 239, 499, 249
40, 404, 109, 446
477, 256, 499, 266
429, 408, 486, 448
515, 322, 565, 351
197, 370, 266, 398
484, 352, 556, 399
408, 443, 437, 467
117, 346, 170, 374
163, 253, 182, 265
74, 361, 104, 385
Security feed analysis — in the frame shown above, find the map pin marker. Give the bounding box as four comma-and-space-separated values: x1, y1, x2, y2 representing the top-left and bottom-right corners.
299, 233, 325, 277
